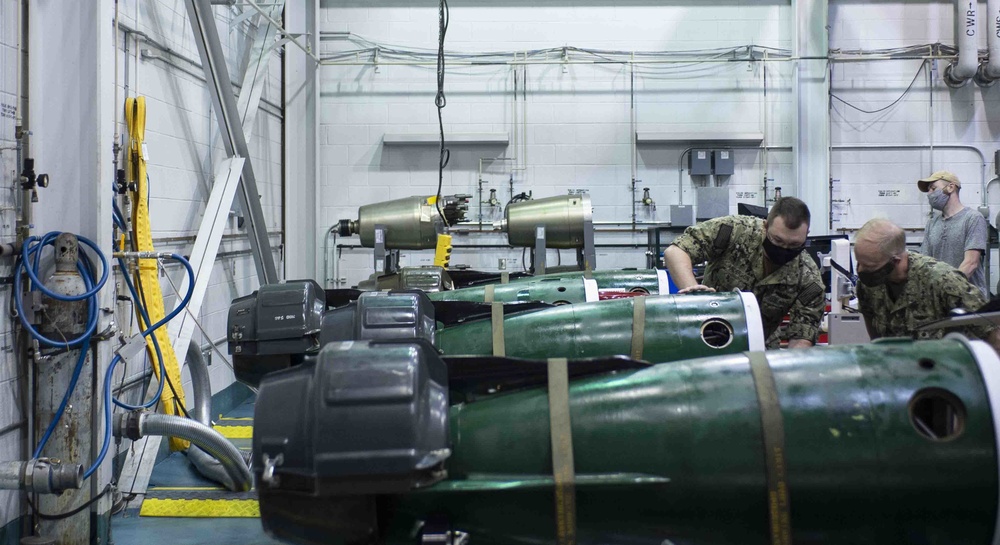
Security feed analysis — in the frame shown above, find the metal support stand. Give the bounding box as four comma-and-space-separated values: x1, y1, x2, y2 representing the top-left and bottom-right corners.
582, 217, 596, 272
533, 226, 546, 275
372, 225, 399, 275
374, 225, 387, 274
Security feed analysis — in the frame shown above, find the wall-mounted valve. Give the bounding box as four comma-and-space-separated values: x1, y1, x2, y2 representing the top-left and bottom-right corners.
641, 187, 655, 208
487, 189, 499, 207
18, 158, 48, 241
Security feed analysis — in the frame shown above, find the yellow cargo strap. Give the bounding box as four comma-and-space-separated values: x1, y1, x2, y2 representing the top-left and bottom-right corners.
491, 302, 505, 356
484, 284, 495, 303
630, 296, 646, 360
433, 234, 452, 268
125, 96, 189, 451
547, 357, 577, 545
746, 351, 792, 545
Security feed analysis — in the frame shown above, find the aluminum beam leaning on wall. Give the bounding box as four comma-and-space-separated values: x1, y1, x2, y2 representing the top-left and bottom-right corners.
184, 0, 278, 285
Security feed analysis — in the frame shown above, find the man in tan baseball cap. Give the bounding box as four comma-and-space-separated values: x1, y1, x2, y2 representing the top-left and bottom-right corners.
916, 170, 960, 193
916, 170, 988, 297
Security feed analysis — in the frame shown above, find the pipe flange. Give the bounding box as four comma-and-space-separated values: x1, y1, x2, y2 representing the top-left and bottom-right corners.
23, 459, 83, 495
115, 411, 145, 441
943, 63, 972, 88
975, 64, 998, 87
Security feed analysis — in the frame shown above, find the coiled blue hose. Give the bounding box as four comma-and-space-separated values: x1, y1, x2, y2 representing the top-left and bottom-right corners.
20, 228, 196, 478
14, 233, 109, 348
16, 233, 107, 460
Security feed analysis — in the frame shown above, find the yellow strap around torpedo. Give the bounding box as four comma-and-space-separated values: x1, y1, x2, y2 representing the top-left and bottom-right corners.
547, 358, 577, 545
125, 96, 189, 451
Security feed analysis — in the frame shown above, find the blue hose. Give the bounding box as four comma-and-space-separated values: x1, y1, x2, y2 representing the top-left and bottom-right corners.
13, 233, 108, 349
86, 253, 196, 478
21, 229, 197, 478
23, 232, 105, 457
114, 258, 167, 410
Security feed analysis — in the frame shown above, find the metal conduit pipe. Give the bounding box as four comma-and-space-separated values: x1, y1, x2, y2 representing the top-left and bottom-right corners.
116, 413, 251, 492
677, 146, 794, 206
945, 0, 979, 87
977, 0, 1000, 85
829, 143, 988, 208
986, 177, 1000, 209
323, 227, 337, 289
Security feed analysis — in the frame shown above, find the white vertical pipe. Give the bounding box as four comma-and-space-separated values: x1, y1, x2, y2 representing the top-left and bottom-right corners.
978, 0, 1000, 82
946, 0, 979, 86
794, 0, 830, 234
286, 0, 320, 281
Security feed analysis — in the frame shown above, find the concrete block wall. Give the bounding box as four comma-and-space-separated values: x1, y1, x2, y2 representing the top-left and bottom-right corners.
114, 0, 283, 411
0, 0, 282, 532
829, 1, 1000, 289
319, 1, 794, 287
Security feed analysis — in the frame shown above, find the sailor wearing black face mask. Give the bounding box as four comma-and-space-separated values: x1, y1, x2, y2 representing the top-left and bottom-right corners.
664, 197, 825, 349
854, 218, 1000, 352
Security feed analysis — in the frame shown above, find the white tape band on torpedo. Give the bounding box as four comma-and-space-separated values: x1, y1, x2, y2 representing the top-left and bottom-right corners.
947, 333, 1000, 545
583, 277, 599, 303
738, 291, 767, 352
656, 269, 669, 294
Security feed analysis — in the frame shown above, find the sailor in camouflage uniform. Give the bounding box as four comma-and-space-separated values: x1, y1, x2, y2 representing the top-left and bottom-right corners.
854, 218, 1000, 350
665, 197, 825, 349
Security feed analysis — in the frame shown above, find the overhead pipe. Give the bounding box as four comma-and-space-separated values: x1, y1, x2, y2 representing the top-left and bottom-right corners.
945, 0, 979, 87
977, 0, 1000, 84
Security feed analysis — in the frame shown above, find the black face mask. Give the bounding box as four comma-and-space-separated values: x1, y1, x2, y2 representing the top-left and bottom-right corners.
763, 235, 804, 267
857, 259, 896, 287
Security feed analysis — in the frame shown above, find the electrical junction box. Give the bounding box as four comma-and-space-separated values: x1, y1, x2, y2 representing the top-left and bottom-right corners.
696, 187, 730, 221
713, 149, 734, 176
689, 149, 712, 176
669, 205, 694, 227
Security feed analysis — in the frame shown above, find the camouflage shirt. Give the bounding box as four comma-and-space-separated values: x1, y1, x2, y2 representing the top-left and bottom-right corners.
857, 251, 995, 340
671, 215, 825, 347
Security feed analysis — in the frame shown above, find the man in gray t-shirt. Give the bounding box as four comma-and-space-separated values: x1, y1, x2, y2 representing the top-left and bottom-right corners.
917, 170, 989, 297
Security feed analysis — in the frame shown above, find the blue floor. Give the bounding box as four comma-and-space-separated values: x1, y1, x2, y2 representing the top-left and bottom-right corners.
110, 399, 282, 545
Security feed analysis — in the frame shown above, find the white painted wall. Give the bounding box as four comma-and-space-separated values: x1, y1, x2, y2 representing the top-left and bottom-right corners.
318, 0, 1000, 293
317, 1, 791, 286
0, 0, 283, 530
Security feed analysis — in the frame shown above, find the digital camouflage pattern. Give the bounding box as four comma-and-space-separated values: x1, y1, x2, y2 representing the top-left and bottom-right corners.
857, 251, 996, 340
672, 215, 825, 347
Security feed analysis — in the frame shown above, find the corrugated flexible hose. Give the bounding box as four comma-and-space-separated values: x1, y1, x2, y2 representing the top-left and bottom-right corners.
139, 414, 251, 492
182, 340, 243, 491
